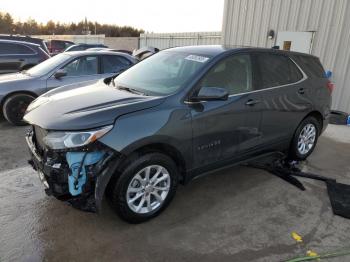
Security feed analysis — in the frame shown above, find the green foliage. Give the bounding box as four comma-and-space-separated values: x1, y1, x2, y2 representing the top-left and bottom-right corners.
0, 12, 144, 37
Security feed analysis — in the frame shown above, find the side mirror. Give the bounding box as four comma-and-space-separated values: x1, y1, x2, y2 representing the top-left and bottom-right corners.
54, 69, 67, 79
191, 87, 229, 102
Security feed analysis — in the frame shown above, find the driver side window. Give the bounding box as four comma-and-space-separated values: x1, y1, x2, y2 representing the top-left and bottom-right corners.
199, 54, 252, 95
62, 56, 98, 77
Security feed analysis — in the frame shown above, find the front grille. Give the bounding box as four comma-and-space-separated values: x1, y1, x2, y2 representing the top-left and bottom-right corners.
34, 126, 48, 153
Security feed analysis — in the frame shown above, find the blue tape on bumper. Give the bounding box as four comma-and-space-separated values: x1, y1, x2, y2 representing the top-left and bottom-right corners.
66, 151, 105, 196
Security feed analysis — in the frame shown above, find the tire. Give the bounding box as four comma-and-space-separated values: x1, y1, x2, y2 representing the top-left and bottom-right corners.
2, 94, 35, 126
108, 152, 178, 223
289, 116, 321, 160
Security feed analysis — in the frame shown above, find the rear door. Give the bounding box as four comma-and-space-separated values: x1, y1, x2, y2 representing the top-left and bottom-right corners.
46, 55, 100, 91
254, 52, 311, 147
0, 43, 32, 73
190, 53, 263, 169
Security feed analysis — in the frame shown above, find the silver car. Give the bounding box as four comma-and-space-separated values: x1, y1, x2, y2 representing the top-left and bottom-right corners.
0, 51, 137, 125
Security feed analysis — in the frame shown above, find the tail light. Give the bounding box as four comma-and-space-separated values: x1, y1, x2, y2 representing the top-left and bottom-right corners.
327, 80, 335, 94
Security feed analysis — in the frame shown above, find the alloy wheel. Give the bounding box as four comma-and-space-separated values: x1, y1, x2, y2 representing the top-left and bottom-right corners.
297, 123, 316, 155
126, 165, 171, 214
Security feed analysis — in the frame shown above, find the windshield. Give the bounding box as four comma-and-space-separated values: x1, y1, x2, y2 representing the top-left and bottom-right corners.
114, 51, 211, 96
27, 53, 70, 77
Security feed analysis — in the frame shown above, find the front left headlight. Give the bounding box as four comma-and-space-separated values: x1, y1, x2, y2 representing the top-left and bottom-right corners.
42, 125, 113, 150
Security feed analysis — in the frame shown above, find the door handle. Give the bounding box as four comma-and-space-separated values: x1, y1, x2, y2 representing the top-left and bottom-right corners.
298, 88, 305, 94
245, 99, 261, 106
18, 59, 24, 62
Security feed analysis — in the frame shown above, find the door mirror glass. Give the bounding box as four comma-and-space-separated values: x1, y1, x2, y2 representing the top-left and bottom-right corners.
54, 69, 67, 79
192, 86, 229, 102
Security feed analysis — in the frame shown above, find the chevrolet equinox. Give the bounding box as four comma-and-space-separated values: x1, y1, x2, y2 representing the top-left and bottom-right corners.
24, 45, 332, 223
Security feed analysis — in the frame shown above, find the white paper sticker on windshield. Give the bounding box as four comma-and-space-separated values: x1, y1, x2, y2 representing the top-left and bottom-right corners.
185, 55, 209, 63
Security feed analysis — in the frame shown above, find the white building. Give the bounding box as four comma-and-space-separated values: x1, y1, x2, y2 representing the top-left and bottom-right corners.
222, 0, 350, 112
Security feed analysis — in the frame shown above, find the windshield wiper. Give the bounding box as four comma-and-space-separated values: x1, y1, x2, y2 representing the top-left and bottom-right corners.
117, 86, 145, 96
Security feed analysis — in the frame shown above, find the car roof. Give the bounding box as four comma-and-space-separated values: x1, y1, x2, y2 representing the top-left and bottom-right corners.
64, 50, 136, 60
0, 39, 40, 47
165, 45, 318, 59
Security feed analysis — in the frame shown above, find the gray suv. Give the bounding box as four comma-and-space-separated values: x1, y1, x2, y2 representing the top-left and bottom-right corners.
24, 45, 332, 223
0, 40, 50, 74
0, 50, 137, 125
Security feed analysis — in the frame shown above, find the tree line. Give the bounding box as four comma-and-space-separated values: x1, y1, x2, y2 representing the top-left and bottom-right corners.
0, 12, 144, 37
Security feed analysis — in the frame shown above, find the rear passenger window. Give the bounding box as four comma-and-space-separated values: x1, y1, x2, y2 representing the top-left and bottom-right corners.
292, 56, 325, 78
0, 43, 35, 55
256, 54, 303, 89
102, 55, 132, 73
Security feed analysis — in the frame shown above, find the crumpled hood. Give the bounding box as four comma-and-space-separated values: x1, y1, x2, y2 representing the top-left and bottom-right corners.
24, 80, 166, 130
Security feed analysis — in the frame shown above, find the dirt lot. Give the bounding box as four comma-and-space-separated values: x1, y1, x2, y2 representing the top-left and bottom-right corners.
1, 119, 350, 262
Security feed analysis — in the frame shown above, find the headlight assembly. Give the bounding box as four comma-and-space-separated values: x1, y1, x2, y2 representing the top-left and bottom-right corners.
42, 125, 113, 150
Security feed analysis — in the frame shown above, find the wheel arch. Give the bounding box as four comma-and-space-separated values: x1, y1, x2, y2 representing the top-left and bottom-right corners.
106, 142, 187, 195
1, 91, 38, 108
122, 143, 186, 182
303, 110, 324, 132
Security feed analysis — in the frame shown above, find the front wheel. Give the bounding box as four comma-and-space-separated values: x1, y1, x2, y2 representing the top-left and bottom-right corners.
289, 116, 320, 160
108, 153, 178, 223
2, 94, 35, 125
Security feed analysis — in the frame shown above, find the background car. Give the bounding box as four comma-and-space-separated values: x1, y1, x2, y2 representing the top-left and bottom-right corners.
0, 50, 137, 125
64, 43, 108, 52
0, 39, 50, 74
0, 34, 50, 55
46, 39, 75, 55
87, 47, 132, 55
132, 46, 159, 60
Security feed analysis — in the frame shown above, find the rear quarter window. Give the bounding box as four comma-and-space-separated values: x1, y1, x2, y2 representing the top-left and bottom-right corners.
292, 55, 325, 78
256, 53, 303, 89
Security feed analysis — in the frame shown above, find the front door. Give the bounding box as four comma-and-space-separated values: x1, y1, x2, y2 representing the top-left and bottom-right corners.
46, 55, 100, 91
190, 53, 263, 169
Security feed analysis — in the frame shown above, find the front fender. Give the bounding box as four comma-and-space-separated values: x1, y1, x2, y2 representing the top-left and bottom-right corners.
98, 105, 193, 169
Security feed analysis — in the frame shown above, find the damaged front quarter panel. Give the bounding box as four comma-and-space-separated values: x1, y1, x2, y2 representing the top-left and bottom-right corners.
26, 129, 122, 213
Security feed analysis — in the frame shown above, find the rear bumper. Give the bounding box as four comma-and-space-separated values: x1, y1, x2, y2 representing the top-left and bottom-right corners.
25, 129, 121, 212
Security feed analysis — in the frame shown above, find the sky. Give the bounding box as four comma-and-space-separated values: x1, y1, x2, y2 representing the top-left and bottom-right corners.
0, 0, 224, 33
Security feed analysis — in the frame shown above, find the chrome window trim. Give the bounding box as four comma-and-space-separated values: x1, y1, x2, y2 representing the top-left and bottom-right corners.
227, 56, 308, 98
184, 54, 308, 104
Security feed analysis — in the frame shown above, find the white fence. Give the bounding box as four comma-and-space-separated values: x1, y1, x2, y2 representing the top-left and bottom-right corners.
139, 32, 222, 50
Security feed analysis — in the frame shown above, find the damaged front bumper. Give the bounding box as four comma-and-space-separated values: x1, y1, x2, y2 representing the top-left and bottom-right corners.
25, 128, 121, 213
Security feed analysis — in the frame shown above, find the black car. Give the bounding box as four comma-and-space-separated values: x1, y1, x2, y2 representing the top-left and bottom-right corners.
0, 34, 50, 55
64, 44, 108, 52
46, 39, 75, 55
24, 45, 332, 223
0, 40, 50, 74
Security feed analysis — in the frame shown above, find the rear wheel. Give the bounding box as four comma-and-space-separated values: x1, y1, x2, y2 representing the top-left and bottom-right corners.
108, 153, 178, 223
2, 94, 35, 125
289, 116, 320, 160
